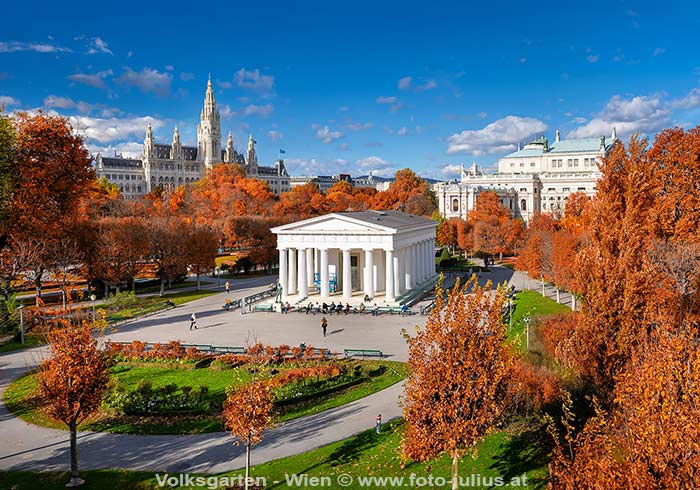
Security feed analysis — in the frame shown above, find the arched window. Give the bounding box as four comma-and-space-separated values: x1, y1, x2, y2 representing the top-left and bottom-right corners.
520, 199, 527, 211
451, 198, 459, 212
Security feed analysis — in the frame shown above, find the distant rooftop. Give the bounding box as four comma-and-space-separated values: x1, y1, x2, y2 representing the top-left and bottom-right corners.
504, 133, 614, 158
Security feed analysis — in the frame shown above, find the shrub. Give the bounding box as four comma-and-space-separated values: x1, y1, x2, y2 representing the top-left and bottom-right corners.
504, 359, 562, 416
105, 380, 210, 415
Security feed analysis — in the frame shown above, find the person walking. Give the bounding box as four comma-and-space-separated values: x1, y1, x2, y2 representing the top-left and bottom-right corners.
375, 414, 382, 434
189, 312, 197, 330
225, 281, 230, 294
321, 316, 328, 337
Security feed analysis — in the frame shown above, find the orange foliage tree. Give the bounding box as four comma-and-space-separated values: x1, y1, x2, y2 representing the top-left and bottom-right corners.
39, 320, 109, 487
468, 192, 523, 261
223, 379, 274, 490
402, 276, 511, 488
371, 168, 436, 215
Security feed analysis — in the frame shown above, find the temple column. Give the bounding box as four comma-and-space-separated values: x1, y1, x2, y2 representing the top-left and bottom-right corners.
342, 249, 352, 299
288, 248, 297, 295
393, 251, 401, 297
364, 248, 374, 298
278, 248, 288, 296
405, 245, 413, 291
298, 249, 308, 299
306, 248, 314, 288
385, 249, 395, 302
320, 248, 329, 297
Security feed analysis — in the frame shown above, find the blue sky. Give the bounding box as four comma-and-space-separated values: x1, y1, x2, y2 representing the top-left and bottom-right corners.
2, 0, 700, 179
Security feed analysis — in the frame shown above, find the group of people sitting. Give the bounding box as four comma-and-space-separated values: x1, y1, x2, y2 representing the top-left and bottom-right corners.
305, 301, 351, 315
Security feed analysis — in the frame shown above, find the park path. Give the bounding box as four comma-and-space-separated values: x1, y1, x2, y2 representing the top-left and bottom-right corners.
0, 266, 570, 474
0, 275, 408, 473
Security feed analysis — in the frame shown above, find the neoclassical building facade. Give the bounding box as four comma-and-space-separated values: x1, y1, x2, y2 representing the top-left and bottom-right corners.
95, 77, 290, 198
271, 210, 437, 305
438, 129, 618, 223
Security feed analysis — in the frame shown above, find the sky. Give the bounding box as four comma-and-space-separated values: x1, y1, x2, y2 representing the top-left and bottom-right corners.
2, 0, 700, 179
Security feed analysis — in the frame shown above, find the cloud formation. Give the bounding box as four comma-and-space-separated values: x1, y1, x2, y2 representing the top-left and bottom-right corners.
0, 41, 71, 53
356, 156, 395, 177
315, 125, 344, 144
447, 115, 548, 155
69, 115, 164, 143
397, 76, 437, 92
0, 95, 20, 107
87, 37, 112, 55
115, 67, 172, 96
234, 68, 274, 92
67, 69, 113, 89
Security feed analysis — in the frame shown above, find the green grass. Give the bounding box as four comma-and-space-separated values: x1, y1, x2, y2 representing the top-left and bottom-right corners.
105, 290, 218, 324
0, 332, 44, 353
4, 360, 407, 435
506, 290, 571, 353
0, 420, 549, 489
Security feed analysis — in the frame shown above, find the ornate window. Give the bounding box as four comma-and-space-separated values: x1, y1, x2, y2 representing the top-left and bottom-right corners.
520, 199, 527, 211
451, 198, 459, 212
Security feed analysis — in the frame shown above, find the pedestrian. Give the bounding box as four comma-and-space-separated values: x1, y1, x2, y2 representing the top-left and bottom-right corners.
189, 312, 197, 330
321, 316, 328, 337
375, 414, 382, 434
372, 303, 379, 316
285, 301, 291, 313
225, 281, 230, 294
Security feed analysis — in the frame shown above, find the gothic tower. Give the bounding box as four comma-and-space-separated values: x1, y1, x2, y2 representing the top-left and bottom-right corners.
197, 75, 221, 168
225, 132, 235, 163
171, 126, 183, 160
246, 133, 258, 175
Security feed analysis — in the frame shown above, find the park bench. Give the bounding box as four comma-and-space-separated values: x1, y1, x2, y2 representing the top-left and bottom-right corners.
254, 304, 274, 313
344, 348, 384, 359
212, 345, 246, 354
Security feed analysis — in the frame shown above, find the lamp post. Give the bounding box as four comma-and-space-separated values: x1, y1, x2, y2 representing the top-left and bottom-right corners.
18, 304, 25, 344
90, 294, 97, 325
524, 316, 532, 352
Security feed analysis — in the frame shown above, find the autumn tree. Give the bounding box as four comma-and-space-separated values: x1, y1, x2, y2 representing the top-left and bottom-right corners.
183, 223, 218, 289
274, 182, 328, 219
371, 168, 437, 215
468, 192, 523, 261
148, 218, 189, 295
39, 319, 109, 487
0, 111, 17, 248
402, 276, 511, 489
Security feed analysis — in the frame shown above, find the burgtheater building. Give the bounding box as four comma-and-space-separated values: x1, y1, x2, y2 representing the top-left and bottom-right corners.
271, 210, 438, 305
437, 129, 618, 223
95, 77, 290, 198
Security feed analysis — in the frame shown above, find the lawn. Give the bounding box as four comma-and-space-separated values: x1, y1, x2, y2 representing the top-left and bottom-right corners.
0, 332, 44, 353
3, 360, 407, 435
506, 290, 571, 353
0, 420, 549, 490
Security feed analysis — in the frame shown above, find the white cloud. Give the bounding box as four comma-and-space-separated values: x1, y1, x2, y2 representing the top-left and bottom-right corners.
567, 94, 670, 139
446, 115, 548, 156
477, 111, 488, 119
220, 105, 235, 119
671, 88, 700, 110
315, 125, 344, 144
217, 79, 233, 89
165, 65, 174, 71
338, 142, 350, 151
44, 95, 76, 109
69, 115, 164, 143
653, 47, 666, 57
356, 156, 395, 177
344, 122, 373, 131
0, 41, 71, 53
87, 37, 112, 55
115, 67, 172, 96
180, 72, 195, 81
397, 126, 408, 136
244, 104, 274, 117
441, 164, 462, 177
67, 69, 113, 89
267, 130, 283, 141
284, 157, 349, 175
397, 76, 437, 92
0, 95, 20, 107
88, 141, 143, 158
586, 54, 600, 63
376, 96, 397, 104
234, 68, 274, 92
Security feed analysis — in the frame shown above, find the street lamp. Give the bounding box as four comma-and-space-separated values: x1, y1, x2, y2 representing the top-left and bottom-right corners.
18, 304, 25, 344
90, 294, 97, 325
524, 316, 532, 352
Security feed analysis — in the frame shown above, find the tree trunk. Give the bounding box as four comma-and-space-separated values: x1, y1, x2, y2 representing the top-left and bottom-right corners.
34, 267, 44, 306
196, 272, 201, 291
571, 294, 577, 311
452, 451, 459, 490
104, 282, 109, 300
245, 441, 251, 490
541, 277, 545, 297
159, 277, 165, 297
132, 278, 136, 292
66, 420, 84, 486
556, 288, 560, 303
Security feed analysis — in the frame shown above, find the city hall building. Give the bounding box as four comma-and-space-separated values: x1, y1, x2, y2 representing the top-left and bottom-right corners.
95, 77, 290, 198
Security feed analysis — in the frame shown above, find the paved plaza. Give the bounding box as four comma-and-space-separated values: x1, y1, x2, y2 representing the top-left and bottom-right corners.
0, 266, 572, 473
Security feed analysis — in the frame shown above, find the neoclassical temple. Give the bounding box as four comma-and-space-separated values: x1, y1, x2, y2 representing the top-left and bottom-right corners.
271, 210, 437, 304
